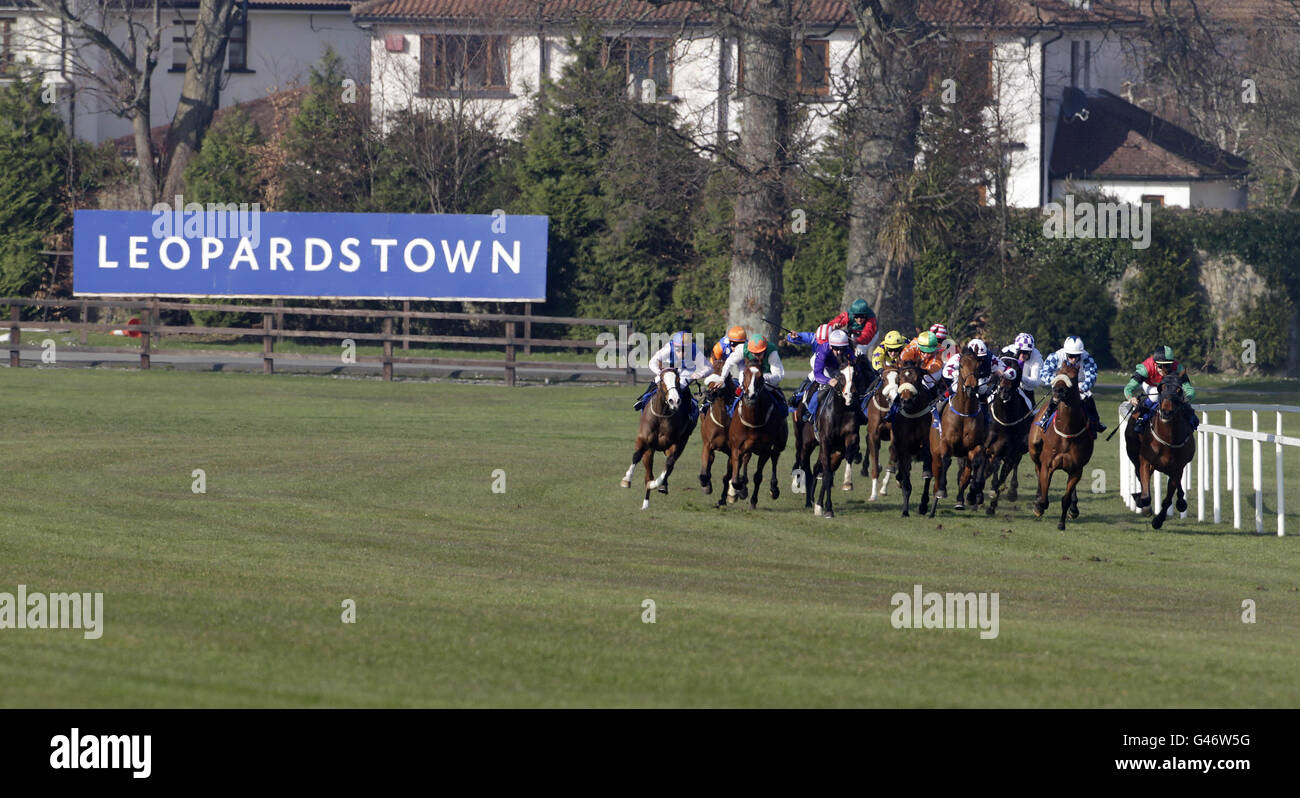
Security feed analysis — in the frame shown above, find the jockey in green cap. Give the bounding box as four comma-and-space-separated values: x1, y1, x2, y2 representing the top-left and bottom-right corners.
1124, 344, 1198, 434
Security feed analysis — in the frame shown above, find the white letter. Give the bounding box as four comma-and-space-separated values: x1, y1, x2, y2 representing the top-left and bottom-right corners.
305, 238, 332, 271
270, 238, 293, 271
228, 236, 259, 270
372, 239, 398, 272
98, 236, 119, 269
201, 237, 223, 270
404, 239, 435, 273
442, 240, 481, 273
159, 237, 190, 270
338, 238, 360, 272
129, 237, 149, 269
492, 240, 520, 274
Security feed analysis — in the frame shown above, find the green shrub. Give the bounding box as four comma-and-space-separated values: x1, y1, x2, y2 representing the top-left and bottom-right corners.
1111, 247, 1211, 370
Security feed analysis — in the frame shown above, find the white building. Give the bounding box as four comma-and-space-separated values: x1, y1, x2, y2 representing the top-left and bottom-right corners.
0, 0, 369, 143
352, 0, 1250, 209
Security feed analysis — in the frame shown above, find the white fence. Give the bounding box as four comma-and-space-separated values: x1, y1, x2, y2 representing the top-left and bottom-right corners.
1118, 403, 1300, 535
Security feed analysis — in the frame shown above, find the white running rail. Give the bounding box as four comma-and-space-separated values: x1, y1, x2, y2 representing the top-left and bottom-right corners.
1118, 403, 1300, 535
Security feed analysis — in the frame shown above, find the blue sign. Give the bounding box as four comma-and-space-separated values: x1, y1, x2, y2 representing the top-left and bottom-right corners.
73, 209, 548, 300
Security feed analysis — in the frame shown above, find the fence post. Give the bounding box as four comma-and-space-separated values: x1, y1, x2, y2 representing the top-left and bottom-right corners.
1277, 411, 1285, 537
140, 302, 153, 370
80, 299, 88, 345
263, 313, 274, 375
274, 299, 284, 345
505, 321, 516, 386
8, 305, 19, 368
1212, 431, 1221, 524
402, 301, 410, 351
382, 317, 393, 382
524, 302, 532, 355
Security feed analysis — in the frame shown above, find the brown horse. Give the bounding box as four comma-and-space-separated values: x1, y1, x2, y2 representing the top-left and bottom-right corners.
726, 364, 787, 509
793, 379, 857, 502
889, 362, 938, 517
1124, 379, 1196, 530
983, 354, 1036, 516
621, 366, 697, 510
1027, 362, 1093, 530
809, 362, 868, 518
864, 365, 898, 502
928, 349, 987, 517
698, 363, 733, 497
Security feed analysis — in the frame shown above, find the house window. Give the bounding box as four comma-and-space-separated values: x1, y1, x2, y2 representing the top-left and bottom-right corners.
228, 9, 248, 71
172, 21, 190, 72
922, 40, 992, 105
1140, 194, 1165, 207
420, 34, 509, 94
797, 39, 829, 96
603, 37, 672, 95
1070, 40, 1091, 90
1, 18, 15, 74
736, 38, 830, 97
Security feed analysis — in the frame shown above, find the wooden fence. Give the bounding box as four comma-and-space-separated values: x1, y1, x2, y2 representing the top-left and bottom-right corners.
0, 297, 635, 385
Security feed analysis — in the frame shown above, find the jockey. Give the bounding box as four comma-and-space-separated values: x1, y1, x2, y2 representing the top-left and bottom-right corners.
805, 329, 856, 418
634, 331, 713, 418
722, 333, 787, 416
828, 298, 879, 356
787, 322, 834, 410
928, 323, 959, 361
940, 338, 1013, 400
864, 330, 907, 398
1000, 332, 1044, 393
892, 331, 946, 397
1124, 345, 1199, 434
711, 325, 747, 363
1038, 335, 1104, 434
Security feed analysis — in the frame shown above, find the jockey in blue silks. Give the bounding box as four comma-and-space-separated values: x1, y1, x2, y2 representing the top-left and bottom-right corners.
634, 331, 713, 421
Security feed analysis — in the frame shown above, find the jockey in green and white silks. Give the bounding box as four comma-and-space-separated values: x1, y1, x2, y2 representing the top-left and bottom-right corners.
721, 334, 787, 416
634, 331, 713, 420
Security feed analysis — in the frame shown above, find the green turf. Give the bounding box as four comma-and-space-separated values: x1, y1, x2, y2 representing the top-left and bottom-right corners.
1, 367, 1297, 707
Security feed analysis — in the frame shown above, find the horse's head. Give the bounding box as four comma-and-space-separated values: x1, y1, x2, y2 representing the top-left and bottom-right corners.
959, 348, 980, 393
896, 363, 924, 405
741, 364, 763, 406
996, 354, 1021, 401
1051, 362, 1080, 402
658, 367, 681, 412
1157, 378, 1186, 421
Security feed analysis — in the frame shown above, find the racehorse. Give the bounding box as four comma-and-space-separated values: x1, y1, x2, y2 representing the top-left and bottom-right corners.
863, 365, 898, 502
698, 363, 733, 497
808, 363, 868, 518
928, 349, 987, 517
983, 354, 1036, 516
889, 362, 937, 517
621, 366, 696, 510
1027, 362, 1093, 530
726, 364, 788, 509
1124, 378, 1196, 530
793, 378, 856, 501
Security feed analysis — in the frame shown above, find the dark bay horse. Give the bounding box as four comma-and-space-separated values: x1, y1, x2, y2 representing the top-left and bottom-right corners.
1028, 362, 1093, 530
621, 366, 696, 510
726, 364, 787, 509
984, 354, 1036, 516
793, 376, 858, 502
1124, 379, 1196, 530
698, 364, 733, 497
889, 362, 937, 517
928, 349, 987, 516
809, 363, 868, 518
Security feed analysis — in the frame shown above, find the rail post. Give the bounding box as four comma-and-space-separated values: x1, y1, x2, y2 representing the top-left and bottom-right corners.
382, 317, 393, 382
505, 321, 516, 386
624, 322, 636, 386
140, 301, 154, 370
263, 313, 274, 375
8, 305, 19, 368
79, 299, 88, 345
524, 302, 532, 355
402, 301, 410, 351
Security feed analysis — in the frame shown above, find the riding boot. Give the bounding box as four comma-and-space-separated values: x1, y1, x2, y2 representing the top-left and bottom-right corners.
1183, 404, 1200, 429
1036, 397, 1058, 429
1085, 395, 1105, 432
634, 381, 656, 411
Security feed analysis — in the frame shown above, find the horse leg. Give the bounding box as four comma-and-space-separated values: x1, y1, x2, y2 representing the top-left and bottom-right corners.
768, 448, 781, 500
1152, 469, 1179, 530
726, 447, 742, 504
641, 450, 655, 510
928, 451, 946, 518
751, 450, 769, 509
882, 443, 896, 496
1059, 468, 1083, 531
1134, 458, 1153, 511
1033, 462, 1051, 518
1007, 466, 1019, 503
868, 433, 881, 502
622, 441, 647, 488
700, 442, 714, 494
954, 456, 971, 511
985, 455, 1004, 516
653, 442, 680, 495
1175, 467, 1188, 513
817, 449, 835, 518
733, 448, 752, 501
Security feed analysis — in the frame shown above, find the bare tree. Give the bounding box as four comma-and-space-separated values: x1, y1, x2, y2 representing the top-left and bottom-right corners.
32, 0, 237, 204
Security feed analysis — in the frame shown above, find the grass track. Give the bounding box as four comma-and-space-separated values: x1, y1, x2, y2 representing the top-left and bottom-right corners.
1, 367, 1298, 707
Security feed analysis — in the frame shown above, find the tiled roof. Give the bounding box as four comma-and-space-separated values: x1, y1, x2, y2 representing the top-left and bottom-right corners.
351, 0, 1144, 27
1049, 88, 1248, 181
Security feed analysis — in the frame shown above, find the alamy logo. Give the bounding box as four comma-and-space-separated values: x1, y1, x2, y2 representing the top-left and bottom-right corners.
151, 194, 262, 247
890, 584, 1000, 639
1041, 195, 1152, 250
0, 585, 103, 639
50, 728, 151, 779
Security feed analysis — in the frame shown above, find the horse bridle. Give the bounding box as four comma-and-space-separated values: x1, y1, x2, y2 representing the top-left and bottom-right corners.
1149, 382, 1192, 447
647, 369, 682, 419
